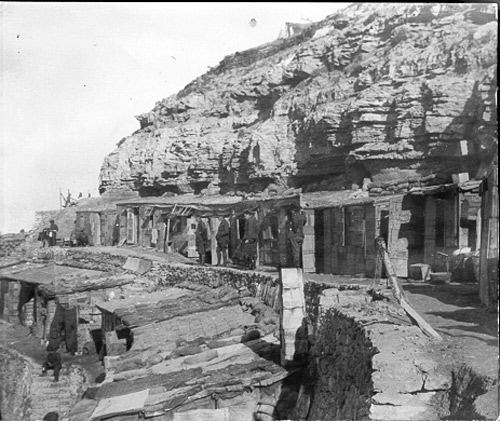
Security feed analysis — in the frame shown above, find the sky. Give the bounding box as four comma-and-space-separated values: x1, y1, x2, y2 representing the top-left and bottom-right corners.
0, 2, 350, 234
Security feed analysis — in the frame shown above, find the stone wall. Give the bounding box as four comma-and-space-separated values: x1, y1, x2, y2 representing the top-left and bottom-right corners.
0, 346, 33, 421
307, 307, 376, 420
153, 263, 280, 310
303, 287, 454, 420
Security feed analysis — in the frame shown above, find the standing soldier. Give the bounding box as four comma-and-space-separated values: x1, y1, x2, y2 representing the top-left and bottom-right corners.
216, 214, 230, 266
287, 204, 306, 267
242, 210, 258, 270
194, 212, 208, 265
47, 219, 59, 247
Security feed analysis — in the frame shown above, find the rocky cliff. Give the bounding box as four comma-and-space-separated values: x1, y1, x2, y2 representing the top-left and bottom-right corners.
99, 3, 497, 197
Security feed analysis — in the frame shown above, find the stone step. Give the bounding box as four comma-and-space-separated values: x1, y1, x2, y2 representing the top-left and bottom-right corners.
31, 411, 69, 421
30, 389, 74, 399
31, 378, 71, 388
32, 376, 71, 383
30, 401, 74, 420
30, 396, 74, 407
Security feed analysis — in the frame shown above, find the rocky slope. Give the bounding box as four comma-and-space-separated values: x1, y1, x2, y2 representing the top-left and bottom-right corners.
99, 3, 497, 197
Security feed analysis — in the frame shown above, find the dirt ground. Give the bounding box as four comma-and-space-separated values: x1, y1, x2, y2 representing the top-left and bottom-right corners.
403, 281, 498, 381
304, 273, 498, 382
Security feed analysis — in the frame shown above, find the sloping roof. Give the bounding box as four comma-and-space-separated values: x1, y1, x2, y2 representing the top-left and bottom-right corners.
96, 287, 192, 320
75, 197, 118, 213
96, 285, 245, 328
114, 194, 242, 207
300, 190, 372, 209
0, 262, 134, 296
407, 181, 483, 196
0, 258, 29, 271
92, 334, 287, 420
0, 262, 100, 284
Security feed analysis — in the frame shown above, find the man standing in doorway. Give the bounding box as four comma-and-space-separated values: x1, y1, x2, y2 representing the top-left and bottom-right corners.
242, 210, 258, 270
216, 214, 230, 266
287, 204, 306, 267
194, 212, 208, 265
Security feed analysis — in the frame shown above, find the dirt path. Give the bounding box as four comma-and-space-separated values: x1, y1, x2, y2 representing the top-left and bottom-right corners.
403, 282, 497, 380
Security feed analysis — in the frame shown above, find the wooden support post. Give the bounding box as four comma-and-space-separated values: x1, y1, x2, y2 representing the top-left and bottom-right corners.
376, 237, 443, 341
280, 268, 306, 366
164, 217, 171, 253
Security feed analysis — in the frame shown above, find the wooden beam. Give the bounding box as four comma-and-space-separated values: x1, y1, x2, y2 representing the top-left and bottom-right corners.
376, 237, 443, 341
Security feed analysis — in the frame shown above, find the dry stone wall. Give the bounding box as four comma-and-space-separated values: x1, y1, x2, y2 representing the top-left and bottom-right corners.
0, 347, 32, 421
303, 287, 457, 421
307, 308, 376, 420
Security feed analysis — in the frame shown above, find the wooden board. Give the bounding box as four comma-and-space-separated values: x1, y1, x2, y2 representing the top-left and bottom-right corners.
280, 268, 306, 365
323, 209, 332, 274
388, 196, 409, 278
302, 210, 315, 273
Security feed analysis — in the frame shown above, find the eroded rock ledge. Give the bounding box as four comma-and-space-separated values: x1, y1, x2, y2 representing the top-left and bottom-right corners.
99, 3, 497, 197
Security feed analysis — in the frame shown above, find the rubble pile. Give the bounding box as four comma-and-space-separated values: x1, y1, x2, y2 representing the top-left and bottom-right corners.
0, 232, 28, 258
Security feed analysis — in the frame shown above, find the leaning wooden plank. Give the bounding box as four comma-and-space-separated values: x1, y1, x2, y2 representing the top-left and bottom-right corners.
376, 237, 443, 341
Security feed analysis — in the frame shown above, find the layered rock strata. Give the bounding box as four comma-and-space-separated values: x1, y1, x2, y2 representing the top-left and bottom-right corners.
99, 3, 497, 197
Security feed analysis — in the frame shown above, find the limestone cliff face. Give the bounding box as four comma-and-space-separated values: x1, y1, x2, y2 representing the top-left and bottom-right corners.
99, 3, 497, 196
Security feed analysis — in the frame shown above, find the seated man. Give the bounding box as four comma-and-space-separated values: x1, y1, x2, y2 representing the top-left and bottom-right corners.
42, 343, 62, 382
76, 229, 89, 247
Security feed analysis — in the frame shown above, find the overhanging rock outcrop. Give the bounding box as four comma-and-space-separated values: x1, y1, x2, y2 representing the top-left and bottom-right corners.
99, 3, 497, 196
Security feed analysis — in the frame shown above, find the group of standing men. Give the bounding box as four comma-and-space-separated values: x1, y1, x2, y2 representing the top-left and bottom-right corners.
194, 212, 238, 267
194, 204, 306, 270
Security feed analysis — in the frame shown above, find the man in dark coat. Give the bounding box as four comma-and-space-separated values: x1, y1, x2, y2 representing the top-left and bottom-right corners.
194, 213, 208, 265
216, 214, 230, 266
287, 204, 307, 267
47, 219, 59, 247
42, 343, 62, 382
242, 210, 258, 270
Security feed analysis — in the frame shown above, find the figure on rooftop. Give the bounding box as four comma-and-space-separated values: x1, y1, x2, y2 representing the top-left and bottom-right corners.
47, 219, 59, 247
